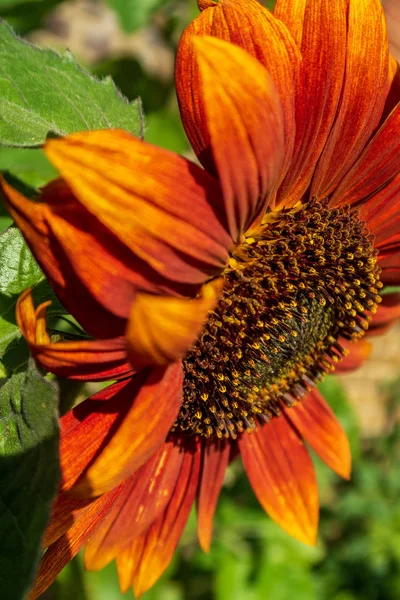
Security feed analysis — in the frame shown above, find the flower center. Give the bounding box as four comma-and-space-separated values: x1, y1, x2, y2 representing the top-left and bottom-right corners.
174, 199, 382, 440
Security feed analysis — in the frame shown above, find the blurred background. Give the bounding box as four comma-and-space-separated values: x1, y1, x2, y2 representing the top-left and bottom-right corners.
1, 1, 400, 598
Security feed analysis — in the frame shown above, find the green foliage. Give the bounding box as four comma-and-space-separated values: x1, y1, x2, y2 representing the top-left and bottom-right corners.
0, 0, 38, 7
0, 225, 43, 296
106, 0, 165, 33
0, 1, 63, 35
0, 224, 78, 376
0, 226, 44, 371
0, 359, 59, 600
0, 147, 57, 189
0, 19, 144, 147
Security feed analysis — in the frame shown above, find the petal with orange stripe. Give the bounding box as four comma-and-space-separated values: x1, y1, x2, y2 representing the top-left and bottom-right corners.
275, 0, 348, 206
0, 178, 134, 337
197, 438, 230, 552
368, 293, 400, 335
177, 35, 284, 239
312, 0, 388, 197
42, 493, 92, 549
45, 130, 232, 286
84, 437, 186, 570
239, 417, 319, 545
17, 290, 132, 380
378, 250, 400, 286
334, 338, 372, 372
176, 0, 300, 186
283, 389, 351, 480
115, 440, 201, 597
69, 363, 183, 498
331, 102, 400, 208
28, 488, 120, 600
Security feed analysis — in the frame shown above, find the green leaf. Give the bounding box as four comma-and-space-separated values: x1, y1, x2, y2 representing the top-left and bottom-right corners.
0, 147, 57, 188
0, 225, 43, 372
0, 358, 59, 600
0, 224, 86, 375
0, 19, 144, 147
0, 225, 43, 295
106, 0, 164, 33
0, 196, 12, 232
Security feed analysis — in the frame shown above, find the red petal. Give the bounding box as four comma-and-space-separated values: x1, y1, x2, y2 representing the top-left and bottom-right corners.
275, 0, 348, 205
283, 389, 351, 479
311, 0, 389, 197
176, 0, 301, 189
368, 292, 400, 335
378, 249, 400, 285
43, 494, 91, 548
114, 439, 201, 597
334, 338, 372, 372
239, 418, 319, 545
68, 363, 183, 497
1, 178, 130, 338
197, 438, 230, 552
331, 102, 400, 208
45, 130, 232, 286
28, 488, 120, 600
359, 174, 400, 246
84, 438, 185, 569
17, 289, 132, 380
177, 34, 284, 238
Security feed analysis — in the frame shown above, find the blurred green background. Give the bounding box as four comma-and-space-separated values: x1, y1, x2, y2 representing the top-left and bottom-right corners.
0, 1, 400, 599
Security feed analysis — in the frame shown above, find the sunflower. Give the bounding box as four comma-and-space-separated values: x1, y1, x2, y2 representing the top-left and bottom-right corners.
2, 0, 400, 597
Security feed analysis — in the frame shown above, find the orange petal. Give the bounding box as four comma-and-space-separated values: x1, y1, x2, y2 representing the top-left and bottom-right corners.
42, 493, 91, 548
331, 102, 400, 208
368, 292, 400, 335
274, 0, 307, 46
283, 389, 351, 479
0, 177, 136, 337
176, 0, 301, 189
60, 378, 135, 492
84, 438, 185, 570
311, 0, 389, 197
115, 439, 201, 597
70, 363, 183, 497
126, 278, 222, 369
28, 488, 120, 600
334, 338, 372, 372
16, 289, 133, 380
239, 417, 319, 545
45, 130, 232, 285
378, 249, 400, 285
177, 34, 284, 238
359, 173, 400, 249
275, 0, 348, 205
197, 438, 230, 552
357, 176, 400, 282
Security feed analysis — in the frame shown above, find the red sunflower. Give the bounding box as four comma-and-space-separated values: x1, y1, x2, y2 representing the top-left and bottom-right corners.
2, 0, 400, 597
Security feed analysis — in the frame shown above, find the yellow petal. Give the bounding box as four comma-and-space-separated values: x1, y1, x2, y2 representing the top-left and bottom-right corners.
126, 278, 223, 369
